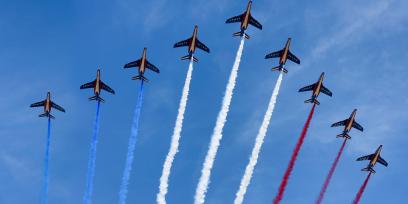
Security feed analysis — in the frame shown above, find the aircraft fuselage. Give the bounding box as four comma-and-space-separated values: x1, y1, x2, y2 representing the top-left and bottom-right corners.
344, 109, 357, 133
45, 92, 51, 114
280, 38, 292, 65
312, 73, 325, 99
370, 145, 383, 167
94, 69, 101, 96
139, 48, 147, 75
241, 1, 252, 31
188, 26, 198, 54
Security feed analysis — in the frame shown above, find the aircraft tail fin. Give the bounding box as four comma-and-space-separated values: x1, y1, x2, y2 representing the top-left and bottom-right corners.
271, 66, 288, 74
89, 95, 105, 103
39, 112, 55, 119
336, 133, 351, 139
304, 98, 320, 105
181, 55, 198, 62
233, 31, 250, 40
132, 75, 149, 82
362, 167, 376, 174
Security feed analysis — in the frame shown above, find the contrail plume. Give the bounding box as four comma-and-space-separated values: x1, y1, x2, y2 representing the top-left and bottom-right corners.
157, 59, 194, 204
273, 104, 317, 204
41, 117, 52, 204
234, 72, 284, 204
316, 139, 348, 204
83, 101, 102, 204
352, 173, 372, 204
119, 81, 145, 204
194, 37, 245, 204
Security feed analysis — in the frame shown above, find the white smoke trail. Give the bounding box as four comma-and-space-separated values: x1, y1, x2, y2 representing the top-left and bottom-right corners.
156, 59, 194, 204
234, 72, 284, 204
194, 37, 245, 204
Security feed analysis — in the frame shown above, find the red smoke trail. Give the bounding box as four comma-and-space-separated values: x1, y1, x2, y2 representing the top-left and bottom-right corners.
352, 173, 372, 204
316, 139, 348, 204
273, 104, 317, 204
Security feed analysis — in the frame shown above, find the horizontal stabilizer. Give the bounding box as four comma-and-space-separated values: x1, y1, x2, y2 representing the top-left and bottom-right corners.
181, 55, 198, 62
89, 95, 105, 103
336, 133, 351, 139
304, 98, 320, 105
362, 167, 376, 174
132, 75, 149, 82
233, 31, 250, 39
271, 66, 288, 74
39, 113, 55, 119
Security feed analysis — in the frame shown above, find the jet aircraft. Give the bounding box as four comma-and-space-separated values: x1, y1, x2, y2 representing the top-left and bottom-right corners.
30, 92, 65, 119
225, 0, 262, 39
299, 72, 332, 105
265, 38, 300, 73
80, 69, 115, 102
331, 109, 363, 139
124, 48, 160, 82
173, 25, 210, 62
357, 145, 388, 173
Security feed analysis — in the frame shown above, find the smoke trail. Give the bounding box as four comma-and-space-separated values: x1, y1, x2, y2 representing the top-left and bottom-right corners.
234, 72, 284, 204
157, 59, 194, 204
41, 117, 52, 204
273, 104, 317, 204
83, 101, 102, 204
195, 37, 245, 204
119, 81, 145, 204
316, 139, 348, 204
352, 173, 372, 204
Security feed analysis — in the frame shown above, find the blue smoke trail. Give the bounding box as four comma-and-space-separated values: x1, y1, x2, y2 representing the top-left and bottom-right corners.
119, 81, 145, 204
41, 117, 52, 204
83, 100, 102, 204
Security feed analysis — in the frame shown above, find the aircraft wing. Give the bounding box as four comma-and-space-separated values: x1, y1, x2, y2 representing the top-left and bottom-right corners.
225, 14, 243, 24
51, 102, 66, 112
174, 38, 191, 48
320, 85, 333, 97
30, 101, 45, 107
124, 59, 141, 68
287, 50, 300, 64
265, 50, 283, 59
352, 121, 364, 132
248, 15, 262, 30
378, 156, 388, 167
101, 81, 115, 94
299, 84, 315, 92
80, 81, 95, 89
146, 60, 160, 73
331, 119, 348, 127
357, 154, 374, 161
196, 39, 210, 53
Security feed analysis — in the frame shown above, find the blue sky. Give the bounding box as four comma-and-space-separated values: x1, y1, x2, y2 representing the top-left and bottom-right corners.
0, 0, 407, 203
